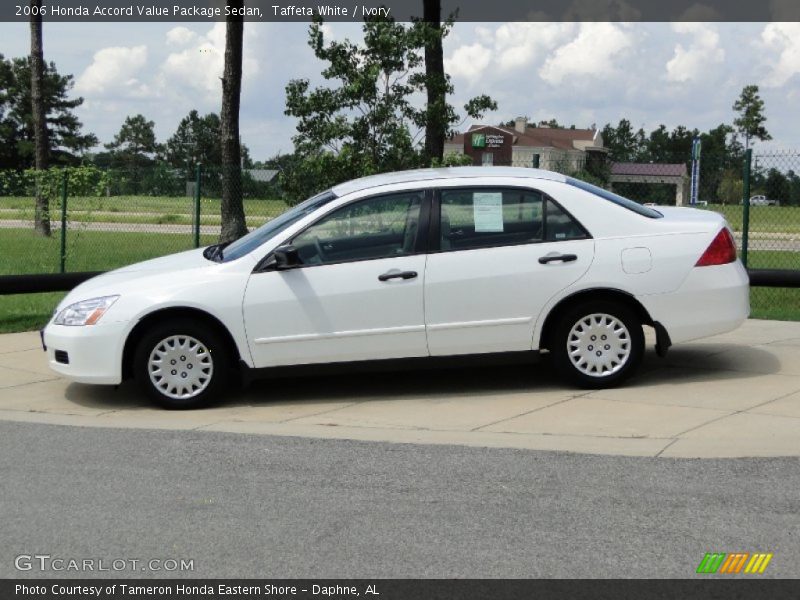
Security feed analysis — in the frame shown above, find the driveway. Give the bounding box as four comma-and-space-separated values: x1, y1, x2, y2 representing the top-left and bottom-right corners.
1, 319, 800, 458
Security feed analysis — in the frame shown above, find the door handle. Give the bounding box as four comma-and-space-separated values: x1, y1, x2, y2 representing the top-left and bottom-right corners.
538, 253, 578, 264
378, 270, 418, 282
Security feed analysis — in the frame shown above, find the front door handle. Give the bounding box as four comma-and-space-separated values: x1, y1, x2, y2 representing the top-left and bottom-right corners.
378, 270, 418, 282
538, 253, 578, 264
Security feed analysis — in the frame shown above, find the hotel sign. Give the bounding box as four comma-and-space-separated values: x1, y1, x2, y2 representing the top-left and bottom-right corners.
472, 133, 505, 149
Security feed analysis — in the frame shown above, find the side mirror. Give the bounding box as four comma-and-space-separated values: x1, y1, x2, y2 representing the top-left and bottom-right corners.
273, 245, 302, 270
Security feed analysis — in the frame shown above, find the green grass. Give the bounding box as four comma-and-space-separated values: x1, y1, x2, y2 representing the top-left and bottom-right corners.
0, 292, 65, 334
0, 194, 289, 218
703, 203, 800, 235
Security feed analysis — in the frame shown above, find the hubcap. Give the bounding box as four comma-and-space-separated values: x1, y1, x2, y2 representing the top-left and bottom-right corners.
567, 313, 631, 378
148, 335, 213, 400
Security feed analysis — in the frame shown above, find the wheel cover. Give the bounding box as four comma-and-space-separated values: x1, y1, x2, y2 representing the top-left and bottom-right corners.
147, 335, 213, 400
567, 313, 631, 378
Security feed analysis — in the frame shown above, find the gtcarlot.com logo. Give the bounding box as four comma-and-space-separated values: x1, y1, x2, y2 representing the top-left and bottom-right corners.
15, 554, 194, 573
696, 552, 773, 574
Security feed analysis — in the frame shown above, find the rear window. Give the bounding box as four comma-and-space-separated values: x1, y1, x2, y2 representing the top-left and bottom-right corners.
566, 177, 663, 219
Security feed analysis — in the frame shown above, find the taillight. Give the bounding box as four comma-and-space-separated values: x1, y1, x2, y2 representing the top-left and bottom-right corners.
695, 228, 737, 267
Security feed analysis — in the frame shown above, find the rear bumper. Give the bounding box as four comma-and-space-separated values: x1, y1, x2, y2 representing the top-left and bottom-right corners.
638, 261, 750, 345
42, 321, 128, 384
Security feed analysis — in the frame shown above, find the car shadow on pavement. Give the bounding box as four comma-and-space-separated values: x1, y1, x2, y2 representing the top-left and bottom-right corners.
61, 342, 781, 410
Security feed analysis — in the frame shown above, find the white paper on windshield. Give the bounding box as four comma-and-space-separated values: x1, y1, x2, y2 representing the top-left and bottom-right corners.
473, 192, 503, 232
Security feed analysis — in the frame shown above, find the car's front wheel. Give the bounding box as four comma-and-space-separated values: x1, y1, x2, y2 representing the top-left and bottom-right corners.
133, 319, 231, 409
551, 301, 644, 388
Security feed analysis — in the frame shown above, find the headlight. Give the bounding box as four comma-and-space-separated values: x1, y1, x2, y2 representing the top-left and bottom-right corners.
54, 295, 119, 326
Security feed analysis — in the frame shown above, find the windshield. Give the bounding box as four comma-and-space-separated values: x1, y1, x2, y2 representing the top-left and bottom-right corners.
217, 191, 337, 262
566, 177, 663, 219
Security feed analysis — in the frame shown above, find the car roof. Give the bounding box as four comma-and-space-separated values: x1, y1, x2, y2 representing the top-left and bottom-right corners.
331, 166, 568, 196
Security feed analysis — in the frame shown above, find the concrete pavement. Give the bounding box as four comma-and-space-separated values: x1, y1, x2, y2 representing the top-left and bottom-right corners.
1, 319, 800, 458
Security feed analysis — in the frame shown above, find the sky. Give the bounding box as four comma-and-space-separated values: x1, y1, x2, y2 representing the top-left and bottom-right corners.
2, 21, 800, 160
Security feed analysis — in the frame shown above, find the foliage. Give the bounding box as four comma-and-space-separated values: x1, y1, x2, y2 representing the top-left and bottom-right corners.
733, 85, 771, 150
104, 114, 161, 169
0, 54, 97, 168
283, 16, 495, 202
431, 152, 473, 167
0, 165, 109, 197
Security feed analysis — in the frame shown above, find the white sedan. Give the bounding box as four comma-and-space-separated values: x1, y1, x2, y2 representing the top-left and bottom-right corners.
43, 167, 749, 408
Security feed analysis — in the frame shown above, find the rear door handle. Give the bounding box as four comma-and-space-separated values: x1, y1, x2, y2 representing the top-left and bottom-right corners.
378, 270, 418, 282
538, 253, 578, 264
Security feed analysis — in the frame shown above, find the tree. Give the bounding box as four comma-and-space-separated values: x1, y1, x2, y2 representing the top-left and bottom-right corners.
602, 119, 646, 162
218, 0, 248, 243
164, 110, 251, 176
733, 85, 771, 151
764, 168, 790, 204
284, 16, 495, 200
1, 55, 97, 169
30, 0, 50, 236
421, 0, 446, 164
105, 114, 160, 169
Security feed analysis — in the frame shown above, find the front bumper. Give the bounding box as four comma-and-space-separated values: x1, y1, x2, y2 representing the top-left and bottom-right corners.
42, 321, 129, 384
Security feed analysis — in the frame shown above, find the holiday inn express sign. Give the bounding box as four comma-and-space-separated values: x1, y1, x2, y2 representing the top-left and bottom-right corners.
472, 133, 505, 149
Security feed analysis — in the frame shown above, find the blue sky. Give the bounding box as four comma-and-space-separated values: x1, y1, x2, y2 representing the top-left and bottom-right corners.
2, 21, 800, 160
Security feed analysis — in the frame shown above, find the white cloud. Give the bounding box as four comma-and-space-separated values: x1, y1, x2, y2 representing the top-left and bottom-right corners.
493, 23, 574, 72
165, 26, 197, 46
665, 23, 724, 83
75, 45, 148, 96
759, 22, 800, 87
539, 23, 633, 85
158, 23, 260, 104
444, 43, 491, 84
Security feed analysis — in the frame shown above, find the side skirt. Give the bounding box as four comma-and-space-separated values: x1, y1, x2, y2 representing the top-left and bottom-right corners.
240, 350, 541, 385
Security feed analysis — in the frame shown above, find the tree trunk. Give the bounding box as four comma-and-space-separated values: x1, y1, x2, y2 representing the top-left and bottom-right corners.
423, 0, 445, 165
219, 0, 247, 243
30, 0, 50, 237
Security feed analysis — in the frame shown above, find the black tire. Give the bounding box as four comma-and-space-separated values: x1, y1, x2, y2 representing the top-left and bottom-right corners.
551, 300, 644, 389
133, 318, 232, 409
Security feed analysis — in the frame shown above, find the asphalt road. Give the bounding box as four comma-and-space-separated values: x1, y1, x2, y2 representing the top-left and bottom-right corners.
1, 420, 798, 579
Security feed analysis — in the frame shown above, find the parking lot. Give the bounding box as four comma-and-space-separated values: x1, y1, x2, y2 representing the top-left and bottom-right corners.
1, 319, 799, 458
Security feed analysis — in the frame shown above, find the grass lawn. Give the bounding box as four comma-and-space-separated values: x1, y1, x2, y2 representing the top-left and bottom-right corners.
0, 195, 289, 226
703, 203, 800, 235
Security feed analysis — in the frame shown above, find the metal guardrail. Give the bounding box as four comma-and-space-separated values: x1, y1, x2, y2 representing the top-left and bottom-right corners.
0, 269, 797, 296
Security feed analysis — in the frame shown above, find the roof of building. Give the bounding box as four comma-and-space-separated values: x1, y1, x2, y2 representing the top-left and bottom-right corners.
447, 124, 600, 151
610, 163, 687, 177
331, 166, 567, 196
244, 168, 279, 182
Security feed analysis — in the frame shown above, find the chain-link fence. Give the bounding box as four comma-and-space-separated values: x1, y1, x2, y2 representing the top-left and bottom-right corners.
0, 164, 288, 276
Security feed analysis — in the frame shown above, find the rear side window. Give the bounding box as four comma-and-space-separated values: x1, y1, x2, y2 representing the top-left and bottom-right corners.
566, 177, 663, 218
438, 188, 588, 252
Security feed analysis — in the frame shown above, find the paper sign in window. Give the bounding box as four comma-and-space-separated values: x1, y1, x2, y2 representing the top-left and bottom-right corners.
473, 192, 504, 232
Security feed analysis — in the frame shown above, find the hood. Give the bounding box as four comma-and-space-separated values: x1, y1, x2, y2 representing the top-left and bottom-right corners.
64, 248, 214, 300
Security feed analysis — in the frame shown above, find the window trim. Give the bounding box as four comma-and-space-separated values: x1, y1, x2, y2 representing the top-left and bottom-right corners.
429, 185, 591, 255
257, 188, 432, 272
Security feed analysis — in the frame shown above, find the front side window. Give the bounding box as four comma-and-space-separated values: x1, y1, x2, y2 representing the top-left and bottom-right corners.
219, 190, 337, 262
292, 191, 424, 265
439, 188, 588, 252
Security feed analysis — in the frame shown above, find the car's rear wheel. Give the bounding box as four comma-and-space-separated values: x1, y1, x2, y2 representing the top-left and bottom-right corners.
133, 319, 231, 409
551, 301, 644, 388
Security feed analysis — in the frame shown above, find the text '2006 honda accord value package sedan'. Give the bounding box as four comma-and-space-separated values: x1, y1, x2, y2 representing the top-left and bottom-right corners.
43, 167, 749, 408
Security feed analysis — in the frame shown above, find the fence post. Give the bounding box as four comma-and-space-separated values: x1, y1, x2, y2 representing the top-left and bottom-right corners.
59, 170, 68, 273
193, 163, 202, 248
741, 149, 752, 268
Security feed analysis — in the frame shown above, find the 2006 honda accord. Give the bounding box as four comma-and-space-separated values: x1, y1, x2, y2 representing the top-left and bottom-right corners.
43, 167, 749, 408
